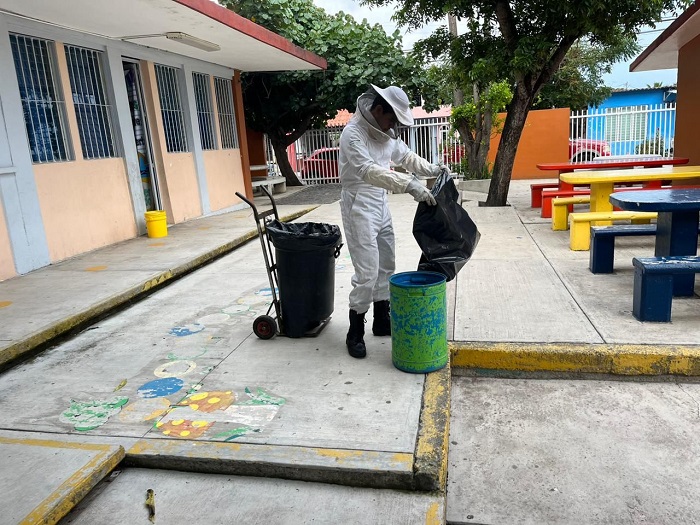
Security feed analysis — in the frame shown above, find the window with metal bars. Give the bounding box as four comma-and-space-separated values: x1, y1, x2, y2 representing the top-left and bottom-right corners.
214, 77, 239, 149
154, 64, 188, 153
192, 72, 216, 150
9, 33, 71, 163
604, 106, 648, 143
64, 45, 116, 159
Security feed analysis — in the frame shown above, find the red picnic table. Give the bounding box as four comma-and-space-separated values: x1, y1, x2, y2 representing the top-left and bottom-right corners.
531, 156, 690, 210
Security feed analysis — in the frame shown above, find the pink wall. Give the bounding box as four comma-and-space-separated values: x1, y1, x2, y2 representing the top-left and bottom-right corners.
142, 62, 202, 223
158, 152, 202, 222
204, 75, 246, 210
203, 150, 246, 211
25, 44, 139, 263
0, 197, 16, 280
34, 159, 137, 261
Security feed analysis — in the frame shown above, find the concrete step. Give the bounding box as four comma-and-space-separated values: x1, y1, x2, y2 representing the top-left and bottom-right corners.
1, 436, 123, 525
61, 467, 446, 524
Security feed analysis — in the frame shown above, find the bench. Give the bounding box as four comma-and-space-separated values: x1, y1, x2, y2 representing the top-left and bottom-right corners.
589, 224, 657, 273
251, 176, 287, 195
530, 182, 559, 207
542, 185, 678, 218
569, 211, 657, 251
632, 255, 700, 322
540, 189, 591, 218
590, 224, 700, 273
552, 196, 591, 230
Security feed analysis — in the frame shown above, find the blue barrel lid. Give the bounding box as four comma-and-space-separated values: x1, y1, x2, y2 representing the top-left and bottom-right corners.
389, 271, 446, 288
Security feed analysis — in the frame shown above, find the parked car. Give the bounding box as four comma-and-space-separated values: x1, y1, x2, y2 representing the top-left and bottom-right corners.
300, 147, 339, 183
568, 138, 611, 163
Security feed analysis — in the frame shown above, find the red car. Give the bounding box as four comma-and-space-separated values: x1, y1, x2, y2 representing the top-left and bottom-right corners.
300, 147, 339, 183
568, 138, 611, 163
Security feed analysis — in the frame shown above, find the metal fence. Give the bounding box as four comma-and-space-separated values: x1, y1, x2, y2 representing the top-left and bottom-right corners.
570, 103, 676, 159
262, 103, 678, 184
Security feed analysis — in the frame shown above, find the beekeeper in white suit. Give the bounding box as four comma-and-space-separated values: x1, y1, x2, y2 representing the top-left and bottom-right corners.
339, 84, 442, 359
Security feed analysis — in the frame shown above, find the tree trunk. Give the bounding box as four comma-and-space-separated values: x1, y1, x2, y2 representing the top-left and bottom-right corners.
485, 87, 532, 206
476, 107, 493, 174
269, 136, 303, 187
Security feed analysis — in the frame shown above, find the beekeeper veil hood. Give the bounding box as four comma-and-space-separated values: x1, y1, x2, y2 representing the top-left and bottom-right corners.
370, 84, 414, 126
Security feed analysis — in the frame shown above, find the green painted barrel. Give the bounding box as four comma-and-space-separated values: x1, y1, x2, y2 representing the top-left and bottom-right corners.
389, 271, 447, 373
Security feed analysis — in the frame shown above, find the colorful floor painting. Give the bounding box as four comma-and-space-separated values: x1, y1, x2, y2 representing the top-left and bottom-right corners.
59, 283, 287, 441
168, 284, 276, 339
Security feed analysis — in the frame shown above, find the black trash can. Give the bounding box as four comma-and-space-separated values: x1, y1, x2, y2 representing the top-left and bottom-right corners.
266, 220, 342, 338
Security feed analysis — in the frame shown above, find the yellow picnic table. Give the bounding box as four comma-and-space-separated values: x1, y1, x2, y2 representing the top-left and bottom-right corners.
559, 165, 700, 215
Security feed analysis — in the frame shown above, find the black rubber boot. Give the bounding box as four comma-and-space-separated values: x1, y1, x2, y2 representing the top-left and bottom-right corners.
372, 300, 391, 336
346, 310, 367, 358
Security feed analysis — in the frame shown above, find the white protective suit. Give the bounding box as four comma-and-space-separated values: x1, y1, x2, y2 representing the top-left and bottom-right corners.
339, 90, 440, 314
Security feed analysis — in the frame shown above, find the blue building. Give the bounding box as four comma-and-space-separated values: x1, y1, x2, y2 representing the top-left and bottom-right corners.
583, 86, 677, 156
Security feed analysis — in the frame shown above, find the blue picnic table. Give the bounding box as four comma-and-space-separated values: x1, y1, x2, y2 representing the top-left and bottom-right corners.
610, 188, 700, 298
610, 188, 700, 322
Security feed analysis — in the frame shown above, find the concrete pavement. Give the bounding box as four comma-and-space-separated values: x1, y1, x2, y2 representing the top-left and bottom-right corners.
1, 180, 699, 524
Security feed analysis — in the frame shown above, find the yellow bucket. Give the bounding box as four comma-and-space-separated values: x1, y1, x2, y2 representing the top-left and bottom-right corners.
145, 210, 168, 238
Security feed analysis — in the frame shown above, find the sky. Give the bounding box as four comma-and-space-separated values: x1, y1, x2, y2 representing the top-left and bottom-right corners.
312, 0, 678, 89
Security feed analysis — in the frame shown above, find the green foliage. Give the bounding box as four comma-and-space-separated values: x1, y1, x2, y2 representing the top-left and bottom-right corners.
363, 0, 690, 204
533, 36, 640, 110
635, 130, 668, 155
450, 156, 492, 180
222, 0, 422, 140
451, 81, 512, 132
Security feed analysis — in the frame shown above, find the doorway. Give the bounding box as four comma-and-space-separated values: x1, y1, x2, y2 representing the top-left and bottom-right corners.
122, 60, 160, 211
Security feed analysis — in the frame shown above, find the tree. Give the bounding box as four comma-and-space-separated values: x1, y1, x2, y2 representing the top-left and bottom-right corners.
363, 0, 688, 205
222, 0, 422, 186
533, 37, 640, 111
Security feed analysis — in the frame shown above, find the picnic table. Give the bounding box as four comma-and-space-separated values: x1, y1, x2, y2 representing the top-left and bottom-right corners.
559, 165, 700, 215
537, 156, 689, 176
530, 156, 689, 208
610, 188, 700, 297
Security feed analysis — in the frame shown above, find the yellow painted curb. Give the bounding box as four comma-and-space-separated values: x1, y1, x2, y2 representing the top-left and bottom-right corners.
0, 438, 125, 525
451, 341, 700, 376
413, 363, 451, 492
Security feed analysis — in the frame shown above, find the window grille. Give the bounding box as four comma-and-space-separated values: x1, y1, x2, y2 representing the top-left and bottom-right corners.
605, 106, 648, 143
214, 77, 239, 149
154, 64, 188, 153
64, 45, 116, 159
9, 34, 71, 163
192, 72, 216, 150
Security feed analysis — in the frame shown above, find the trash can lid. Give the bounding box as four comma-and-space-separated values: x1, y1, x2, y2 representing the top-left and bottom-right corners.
266, 220, 342, 251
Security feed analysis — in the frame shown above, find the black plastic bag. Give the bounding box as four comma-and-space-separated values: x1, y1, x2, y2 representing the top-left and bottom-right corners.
266, 220, 342, 252
412, 170, 480, 281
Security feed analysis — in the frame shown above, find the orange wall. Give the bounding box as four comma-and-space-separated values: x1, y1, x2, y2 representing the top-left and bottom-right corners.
34, 159, 137, 261
675, 34, 700, 166
488, 108, 570, 179
0, 197, 16, 280
203, 149, 246, 211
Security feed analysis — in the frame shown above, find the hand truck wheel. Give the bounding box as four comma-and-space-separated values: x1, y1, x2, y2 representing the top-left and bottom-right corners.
253, 315, 278, 340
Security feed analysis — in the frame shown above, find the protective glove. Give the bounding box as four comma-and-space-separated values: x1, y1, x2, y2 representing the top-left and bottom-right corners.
438, 165, 452, 178
406, 179, 437, 206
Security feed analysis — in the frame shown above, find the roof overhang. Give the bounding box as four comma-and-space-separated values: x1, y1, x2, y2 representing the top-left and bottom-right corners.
0, 0, 327, 72
631, 3, 700, 72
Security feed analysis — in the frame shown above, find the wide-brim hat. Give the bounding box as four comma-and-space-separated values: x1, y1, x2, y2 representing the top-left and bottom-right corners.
371, 84, 414, 126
